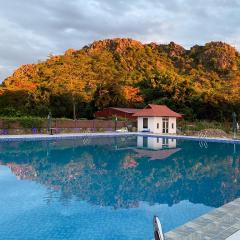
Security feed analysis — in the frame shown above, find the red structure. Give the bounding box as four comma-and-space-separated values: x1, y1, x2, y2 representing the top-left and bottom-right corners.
133, 104, 182, 118
95, 107, 140, 120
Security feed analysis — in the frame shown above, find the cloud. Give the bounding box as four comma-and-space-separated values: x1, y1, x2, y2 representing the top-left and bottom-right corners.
0, 0, 240, 82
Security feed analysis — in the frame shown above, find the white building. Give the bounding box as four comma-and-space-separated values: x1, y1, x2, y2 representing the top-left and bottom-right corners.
133, 104, 182, 134
137, 136, 177, 150
135, 136, 181, 161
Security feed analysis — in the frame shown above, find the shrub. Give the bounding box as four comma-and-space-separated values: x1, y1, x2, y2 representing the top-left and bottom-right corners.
179, 119, 231, 133
1, 116, 44, 129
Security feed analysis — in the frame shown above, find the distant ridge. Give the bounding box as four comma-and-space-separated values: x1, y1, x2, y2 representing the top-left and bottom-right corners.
0, 38, 239, 119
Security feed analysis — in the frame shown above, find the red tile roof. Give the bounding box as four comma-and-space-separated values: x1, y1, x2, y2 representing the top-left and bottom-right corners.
133, 104, 182, 118
134, 148, 181, 160
95, 107, 140, 119
110, 107, 140, 114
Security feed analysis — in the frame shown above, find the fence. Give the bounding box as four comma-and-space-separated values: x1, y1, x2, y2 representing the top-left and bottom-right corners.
0, 118, 134, 135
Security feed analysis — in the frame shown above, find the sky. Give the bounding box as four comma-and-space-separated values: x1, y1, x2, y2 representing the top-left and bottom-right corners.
0, 0, 240, 82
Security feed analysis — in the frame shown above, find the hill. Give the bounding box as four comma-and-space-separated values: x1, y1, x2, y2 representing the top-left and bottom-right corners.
0, 38, 240, 120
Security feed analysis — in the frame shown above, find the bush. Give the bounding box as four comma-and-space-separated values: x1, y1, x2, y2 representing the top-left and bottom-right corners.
179, 120, 231, 133
1, 116, 44, 129
0, 107, 23, 117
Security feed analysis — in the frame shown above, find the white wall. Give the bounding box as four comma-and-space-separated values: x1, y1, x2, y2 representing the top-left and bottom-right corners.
137, 117, 177, 134
137, 117, 154, 132
137, 135, 144, 147
169, 117, 177, 134
137, 136, 177, 149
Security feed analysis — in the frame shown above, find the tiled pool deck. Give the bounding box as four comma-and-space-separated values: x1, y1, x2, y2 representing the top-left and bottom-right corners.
226, 231, 240, 240
165, 198, 240, 240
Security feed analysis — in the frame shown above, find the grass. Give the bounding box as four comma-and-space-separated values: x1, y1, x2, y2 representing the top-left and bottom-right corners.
179, 120, 232, 133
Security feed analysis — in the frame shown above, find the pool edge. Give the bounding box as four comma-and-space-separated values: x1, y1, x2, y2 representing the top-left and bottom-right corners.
165, 198, 240, 240
0, 132, 239, 144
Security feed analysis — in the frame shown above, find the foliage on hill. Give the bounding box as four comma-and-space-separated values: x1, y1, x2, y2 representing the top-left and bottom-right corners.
0, 38, 240, 120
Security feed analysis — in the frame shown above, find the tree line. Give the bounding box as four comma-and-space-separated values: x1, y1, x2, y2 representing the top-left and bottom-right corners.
0, 38, 239, 120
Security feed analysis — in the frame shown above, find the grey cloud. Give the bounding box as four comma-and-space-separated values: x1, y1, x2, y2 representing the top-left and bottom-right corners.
0, 0, 240, 82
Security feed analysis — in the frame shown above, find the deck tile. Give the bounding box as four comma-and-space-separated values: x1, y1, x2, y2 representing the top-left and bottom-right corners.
165, 198, 240, 240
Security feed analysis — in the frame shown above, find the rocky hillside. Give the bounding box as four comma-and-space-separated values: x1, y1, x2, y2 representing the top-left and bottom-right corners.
0, 38, 240, 119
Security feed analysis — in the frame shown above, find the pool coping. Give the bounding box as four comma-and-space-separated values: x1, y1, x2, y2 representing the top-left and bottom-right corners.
0, 132, 240, 144
140, 133, 240, 144
165, 198, 240, 240
0, 132, 136, 142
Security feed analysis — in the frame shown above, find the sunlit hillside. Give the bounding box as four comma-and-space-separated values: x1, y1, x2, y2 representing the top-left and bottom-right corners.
0, 38, 240, 120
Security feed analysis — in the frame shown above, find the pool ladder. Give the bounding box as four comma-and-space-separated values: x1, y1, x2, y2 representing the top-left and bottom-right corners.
153, 216, 165, 240
198, 132, 208, 149
82, 136, 91, 145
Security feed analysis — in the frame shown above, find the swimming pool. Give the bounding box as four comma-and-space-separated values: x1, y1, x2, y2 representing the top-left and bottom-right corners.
0, 135, 239, 240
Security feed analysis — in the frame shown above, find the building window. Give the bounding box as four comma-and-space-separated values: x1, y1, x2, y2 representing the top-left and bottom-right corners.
157, 123, 159, 129
162, 117, 169, 133
172, 123, 174, 129
143, 118, 148, 128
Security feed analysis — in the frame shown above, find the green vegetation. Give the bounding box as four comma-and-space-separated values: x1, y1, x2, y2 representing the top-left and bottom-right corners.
0, 38, 239, 120
1, 116, 44, 129
179, 120, 231, 133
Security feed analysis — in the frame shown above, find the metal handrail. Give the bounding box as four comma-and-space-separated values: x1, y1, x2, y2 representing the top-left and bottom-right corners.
153, 216, 165, 240
198, 132, 208, 149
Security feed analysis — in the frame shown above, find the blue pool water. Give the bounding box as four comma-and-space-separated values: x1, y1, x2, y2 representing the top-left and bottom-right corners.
0, 136, 240, 240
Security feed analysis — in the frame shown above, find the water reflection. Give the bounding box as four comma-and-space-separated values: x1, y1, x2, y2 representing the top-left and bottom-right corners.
136, 136, 181, 161
0, 136, 240, 209
137, 136, 177, 150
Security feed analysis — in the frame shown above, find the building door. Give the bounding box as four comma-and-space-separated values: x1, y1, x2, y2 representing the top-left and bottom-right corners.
162, 118, 169, 133
143, 118, 148, 129
162, 138, 169, 148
